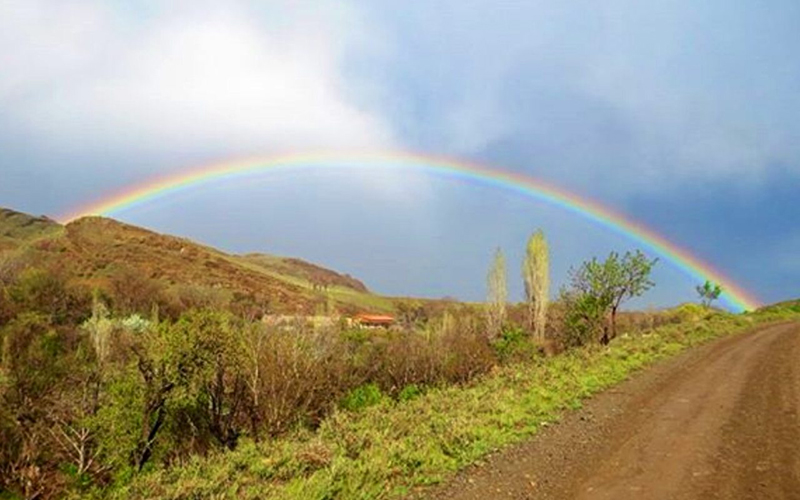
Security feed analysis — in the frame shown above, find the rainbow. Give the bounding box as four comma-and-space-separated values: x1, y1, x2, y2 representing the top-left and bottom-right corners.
60, 152, 760, 311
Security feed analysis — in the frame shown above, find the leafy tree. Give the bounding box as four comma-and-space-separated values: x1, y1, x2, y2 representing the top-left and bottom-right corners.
164, 310, 249, 451
522, 230, 550, 340
696, 280, 722, 308
91, 365, 147, 473
132, 332, 175, 470
91, 318, 179, 472
485, 247, 507, 339
569, 250, 657, 343
2, 313, 66, 408
560, 289, 609, 347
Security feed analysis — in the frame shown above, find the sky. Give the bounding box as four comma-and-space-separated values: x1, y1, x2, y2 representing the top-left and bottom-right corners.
1, 0, 798, 309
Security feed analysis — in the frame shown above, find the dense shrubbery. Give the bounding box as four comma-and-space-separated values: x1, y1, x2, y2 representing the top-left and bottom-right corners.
116, 306, 800, 500
0, 266, 505, 498
0, 259, 764, 499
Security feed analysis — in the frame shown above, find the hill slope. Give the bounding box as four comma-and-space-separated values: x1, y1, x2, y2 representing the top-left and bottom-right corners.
0, 207, 391, 314
0, 208, 63, 251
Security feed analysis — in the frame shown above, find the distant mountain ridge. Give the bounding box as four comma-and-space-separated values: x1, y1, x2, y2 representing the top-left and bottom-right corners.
0, 206, 386, 314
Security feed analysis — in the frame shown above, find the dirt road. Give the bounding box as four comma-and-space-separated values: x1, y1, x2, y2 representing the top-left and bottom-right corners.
424, 322, 800, 500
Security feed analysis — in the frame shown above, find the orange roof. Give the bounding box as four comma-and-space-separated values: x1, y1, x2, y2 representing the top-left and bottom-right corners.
354, 314, 395, 323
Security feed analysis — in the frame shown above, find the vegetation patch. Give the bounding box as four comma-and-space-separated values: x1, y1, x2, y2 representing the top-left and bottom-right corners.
105, 308, 797, 500
341, 384, 385, 412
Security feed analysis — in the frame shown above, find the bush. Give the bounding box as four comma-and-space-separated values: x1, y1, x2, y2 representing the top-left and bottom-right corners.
106, 266, 166, 316
561, 292, 607, 347
341, 383, 384, 411
375, 330, 443, 394
10, 282, 743, 500
0, 313, 85, 498
492, 325, 537, 363
170, 284, 232, 313
6, 267, 90, 325
397, 384, 422, 402
246, 325, 350, 437
671, 303, 709, 322
438, 322, 497, 383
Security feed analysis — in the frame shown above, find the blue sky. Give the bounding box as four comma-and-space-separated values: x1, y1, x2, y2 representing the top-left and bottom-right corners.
1, 1, 798, 308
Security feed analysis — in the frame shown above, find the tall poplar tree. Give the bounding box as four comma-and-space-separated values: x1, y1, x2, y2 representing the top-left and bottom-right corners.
486, 247, 507, 339
523, 230, 550, 340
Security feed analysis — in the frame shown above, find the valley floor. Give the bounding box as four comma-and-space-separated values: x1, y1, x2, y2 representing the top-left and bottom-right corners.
424, 321, 800, 500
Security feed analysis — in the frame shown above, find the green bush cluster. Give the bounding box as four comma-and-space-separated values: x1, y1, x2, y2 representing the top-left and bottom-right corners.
341, 384, 384, 412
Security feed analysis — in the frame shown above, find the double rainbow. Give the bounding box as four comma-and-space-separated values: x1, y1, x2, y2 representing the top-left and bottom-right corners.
60, 152, 760, 311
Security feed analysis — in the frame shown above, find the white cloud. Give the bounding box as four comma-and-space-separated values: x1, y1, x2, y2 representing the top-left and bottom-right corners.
0, 1, 394, 156
4, 0, 798, 197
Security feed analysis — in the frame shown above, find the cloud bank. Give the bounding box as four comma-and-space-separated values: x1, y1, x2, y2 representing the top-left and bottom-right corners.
360, 0, 800, 192
0, 1, 393, 158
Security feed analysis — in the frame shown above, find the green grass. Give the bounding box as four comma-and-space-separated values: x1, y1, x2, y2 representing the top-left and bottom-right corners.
94, 308, 798, 500
229, 254, 397, 313
326, 286, 396, 312
225, 253, 318, 289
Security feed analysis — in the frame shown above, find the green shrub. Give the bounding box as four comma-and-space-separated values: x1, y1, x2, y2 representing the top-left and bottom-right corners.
491, 326, 536, 363
341, 383, 384, 411
671, 303, 707, 322
562, 292, 607, 347
340, 327, 369, 344
397, 384, 422, 402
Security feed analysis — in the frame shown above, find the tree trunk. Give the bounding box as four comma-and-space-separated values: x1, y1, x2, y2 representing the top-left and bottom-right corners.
135, 382, 173, 471
136, 402, 165, 471
610, 305, 618, 341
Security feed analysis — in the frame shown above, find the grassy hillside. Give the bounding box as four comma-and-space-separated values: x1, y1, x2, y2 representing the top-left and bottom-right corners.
239, 254, 368, 292
0, 208, 63, 251
231, 254, 395, 312
0, 207, 390, 315
756, 299, 800, 315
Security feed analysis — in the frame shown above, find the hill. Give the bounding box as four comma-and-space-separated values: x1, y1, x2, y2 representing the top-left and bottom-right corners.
0, 207, 391, 315
239, 253, 368, 293
0, 207, 63, 251
755, 299, 800, 315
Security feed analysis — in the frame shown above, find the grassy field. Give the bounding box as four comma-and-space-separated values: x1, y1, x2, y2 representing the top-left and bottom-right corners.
100, 305, 799, 500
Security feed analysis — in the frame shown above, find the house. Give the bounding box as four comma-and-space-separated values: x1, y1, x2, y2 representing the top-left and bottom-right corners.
352, 313, 395, 328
